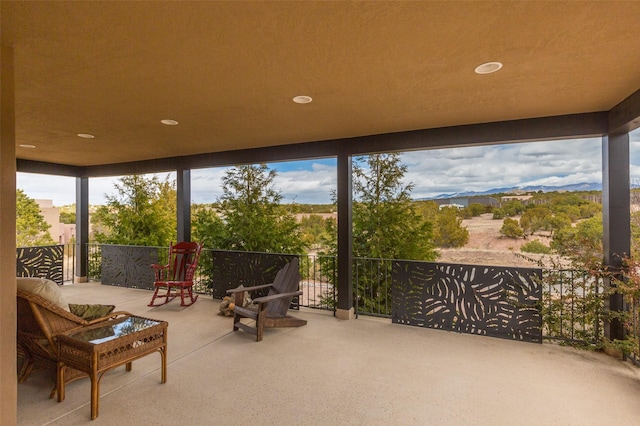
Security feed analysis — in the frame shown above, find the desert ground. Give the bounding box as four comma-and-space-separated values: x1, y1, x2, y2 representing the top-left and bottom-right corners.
437, 213, 551, 268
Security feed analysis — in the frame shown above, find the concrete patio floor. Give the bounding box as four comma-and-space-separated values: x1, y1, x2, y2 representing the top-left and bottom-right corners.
18, 282, 640, 425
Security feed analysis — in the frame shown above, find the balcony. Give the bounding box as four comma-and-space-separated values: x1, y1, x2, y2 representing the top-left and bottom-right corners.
18, 281, 640, 424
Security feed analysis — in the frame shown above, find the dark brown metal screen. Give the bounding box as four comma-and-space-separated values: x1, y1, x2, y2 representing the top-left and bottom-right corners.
100, 245, 159, 289
17, 244, 64, 285
392, 260, 543, 343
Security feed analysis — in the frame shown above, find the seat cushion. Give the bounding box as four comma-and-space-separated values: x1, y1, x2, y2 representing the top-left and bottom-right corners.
16, 277, 70, 311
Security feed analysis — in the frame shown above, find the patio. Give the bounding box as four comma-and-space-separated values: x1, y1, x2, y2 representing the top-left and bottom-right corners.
18, 282, 640, 425
5, 3, 640, 424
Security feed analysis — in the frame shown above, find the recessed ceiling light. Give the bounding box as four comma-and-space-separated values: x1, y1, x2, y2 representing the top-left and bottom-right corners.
161, 119, 179, 125
19, 144, 36, 149
474, 62, 503, 74
77, 133, 95, 139
293, 95, 312, 104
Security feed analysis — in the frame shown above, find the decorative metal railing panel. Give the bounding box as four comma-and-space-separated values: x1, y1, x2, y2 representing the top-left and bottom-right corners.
16, 244, 64, 285
100, 245, 160, 290
392, 260, 543, 343
210, 250, 297, 301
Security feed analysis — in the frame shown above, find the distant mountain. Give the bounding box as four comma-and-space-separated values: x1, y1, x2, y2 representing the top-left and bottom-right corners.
427, 182, 603, 200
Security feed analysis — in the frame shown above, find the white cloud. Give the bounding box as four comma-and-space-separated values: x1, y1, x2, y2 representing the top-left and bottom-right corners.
274, 163, 337, 204
402, 138, 603, 198
191, 167, 229, 203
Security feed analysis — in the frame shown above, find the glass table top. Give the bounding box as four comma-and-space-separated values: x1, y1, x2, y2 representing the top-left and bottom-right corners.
66, 316, 163, 345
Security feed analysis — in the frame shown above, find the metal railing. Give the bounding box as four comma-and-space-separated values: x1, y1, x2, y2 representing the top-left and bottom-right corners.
21, 244, 640, 352
540, 269, 604, 346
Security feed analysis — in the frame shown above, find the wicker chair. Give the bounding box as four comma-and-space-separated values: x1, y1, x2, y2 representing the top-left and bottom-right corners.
17, 289, 129, 396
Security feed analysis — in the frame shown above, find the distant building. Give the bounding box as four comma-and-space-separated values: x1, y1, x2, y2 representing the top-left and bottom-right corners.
501, 195, 533, 204
35, 199, 75, 244
500, 194, 533, 205
581, 193, 602, 204
431, 196, 499, 208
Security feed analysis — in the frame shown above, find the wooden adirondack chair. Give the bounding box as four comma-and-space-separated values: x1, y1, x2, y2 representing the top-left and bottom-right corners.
227, 258, 306, 341
148, 242, 202, 307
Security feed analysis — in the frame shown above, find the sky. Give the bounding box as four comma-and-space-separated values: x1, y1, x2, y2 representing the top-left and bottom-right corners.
16, 130, 640, 206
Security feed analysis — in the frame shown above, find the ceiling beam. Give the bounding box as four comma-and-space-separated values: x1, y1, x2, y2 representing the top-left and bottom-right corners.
16, 159, 81, 177
17, 112, 609, 178
609, 88, 640, 135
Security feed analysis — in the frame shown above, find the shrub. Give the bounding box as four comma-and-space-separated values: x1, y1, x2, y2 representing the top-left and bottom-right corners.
500, 218, 524, 238
520, 239, 551, 254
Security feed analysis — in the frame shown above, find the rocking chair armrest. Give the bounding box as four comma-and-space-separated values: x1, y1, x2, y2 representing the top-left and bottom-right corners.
252, 290, 303, 305
227, 283, 274, 294
151, 264, 171, 280
151, 263, 169, 270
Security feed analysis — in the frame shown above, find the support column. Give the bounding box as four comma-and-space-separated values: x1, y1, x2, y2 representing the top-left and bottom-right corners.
75, 177, 89, 282
336, 151, 354, 319
177, 168, 191, 242
0, 43, 18, 425
602, 133, 630, 342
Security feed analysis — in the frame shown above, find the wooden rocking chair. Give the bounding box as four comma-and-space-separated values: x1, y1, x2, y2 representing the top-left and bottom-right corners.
148, 242, 202, 307
227, 258, 307, 341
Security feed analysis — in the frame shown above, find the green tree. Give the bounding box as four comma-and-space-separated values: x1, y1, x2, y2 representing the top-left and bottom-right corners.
500, 217, 524, 238
520, 206, 552, 235
551, 214, 603, 267
299, 214, 336, 250
466, 203, 487, 218
59, 205, 76, 224
216, 164, 305, 253
434, 206, 469, 248
579, 203, 601, 219
16, 189, 56, 247
547, 212, 572, 236
501, 200, 525, 217
493, 208, 506, 219
347, 153, 436, 314
191, 203, 227, 248
352, 153, 436, 260
92, 174, 176, 246
520, 239, 551, 254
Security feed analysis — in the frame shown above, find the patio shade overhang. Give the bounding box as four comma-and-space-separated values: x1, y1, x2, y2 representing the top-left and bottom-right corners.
3, 1, 640, 175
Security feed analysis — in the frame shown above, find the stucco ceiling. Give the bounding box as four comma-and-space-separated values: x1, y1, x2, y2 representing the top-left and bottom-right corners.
3, 1, 640, 167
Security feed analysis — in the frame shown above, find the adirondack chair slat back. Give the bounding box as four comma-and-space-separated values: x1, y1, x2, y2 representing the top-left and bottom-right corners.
266, 258, 300, 316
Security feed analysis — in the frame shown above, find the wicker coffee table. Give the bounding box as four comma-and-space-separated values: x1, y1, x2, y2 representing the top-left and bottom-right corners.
57, 315, 168, 419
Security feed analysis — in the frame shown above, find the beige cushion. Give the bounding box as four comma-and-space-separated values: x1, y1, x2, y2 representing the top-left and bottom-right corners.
16, 277, 70, 311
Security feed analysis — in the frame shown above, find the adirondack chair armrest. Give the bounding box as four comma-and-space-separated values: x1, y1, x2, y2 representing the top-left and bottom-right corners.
227, 283, 274, 294
252, 290, 302, 305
